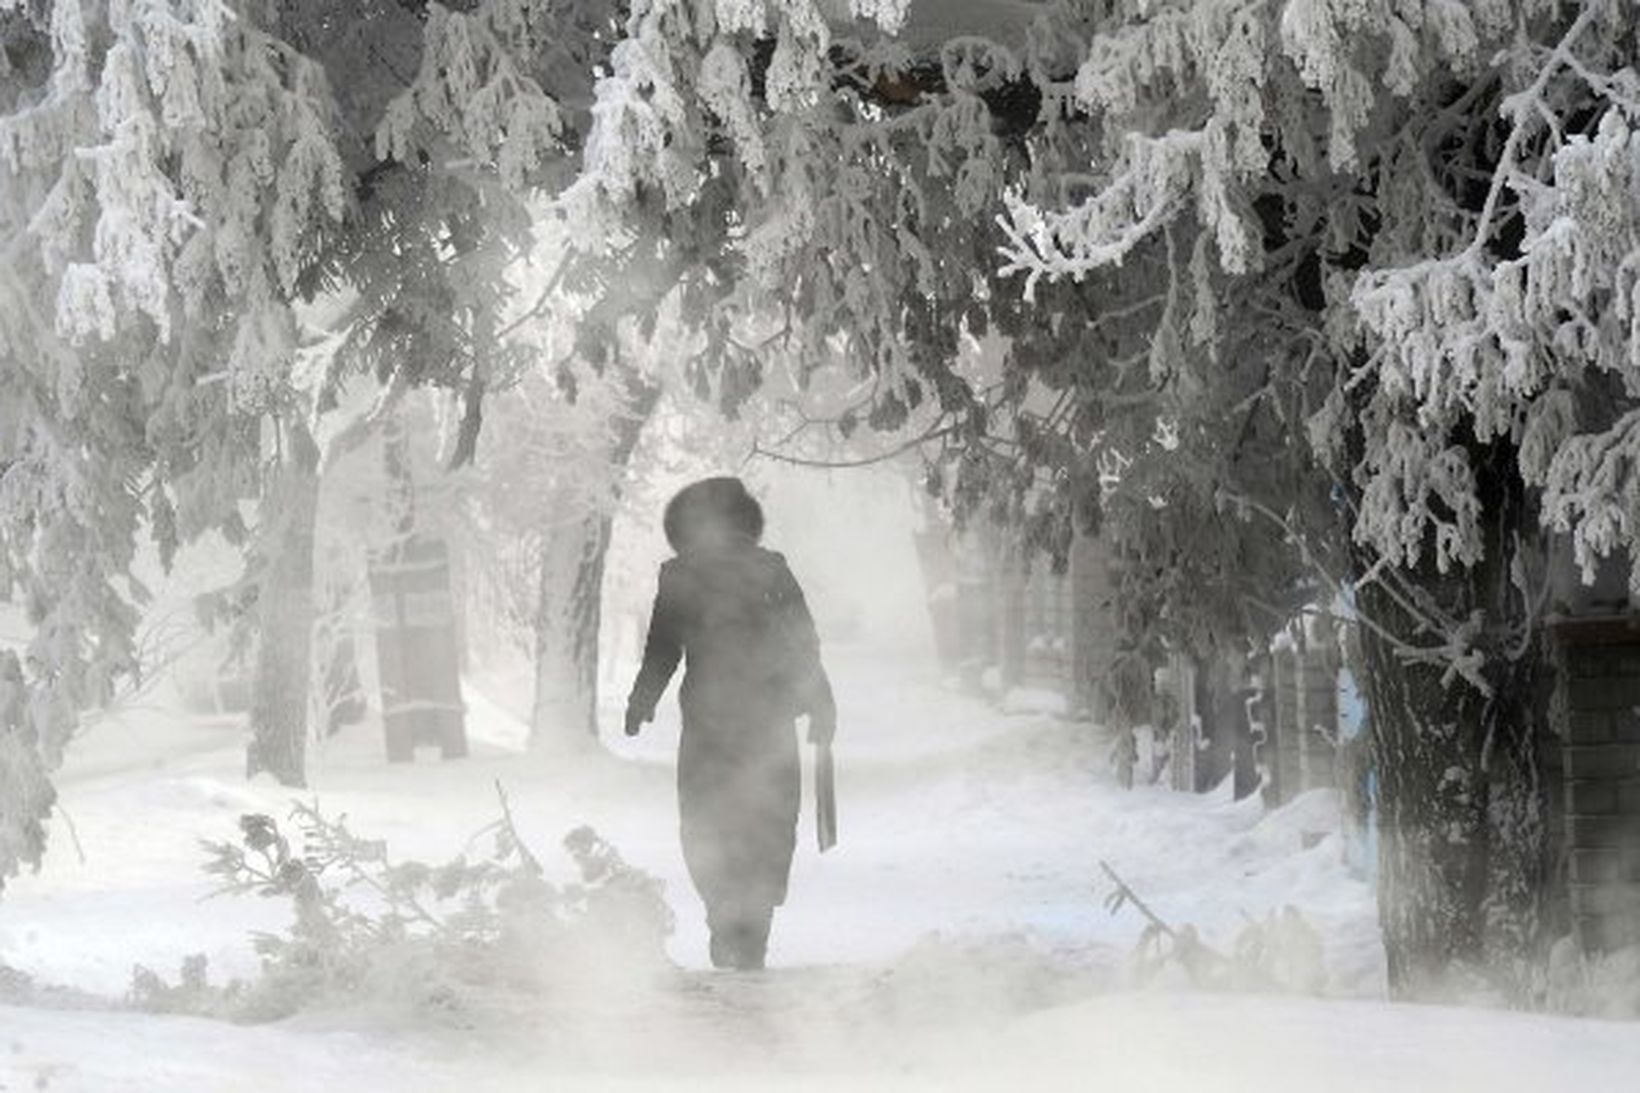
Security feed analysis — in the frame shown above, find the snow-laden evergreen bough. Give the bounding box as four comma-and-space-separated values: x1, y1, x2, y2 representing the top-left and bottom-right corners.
323, 0, 1634, 1000
2, 0, 915, 888
567, 0, 1315, 719
557, 0, 1019, 422
0, 0, 606, 885
0, 0, 349, 887
998, 0, 1640, 998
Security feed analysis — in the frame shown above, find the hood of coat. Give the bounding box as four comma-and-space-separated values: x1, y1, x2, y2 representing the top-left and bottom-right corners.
663, 477, 765, 554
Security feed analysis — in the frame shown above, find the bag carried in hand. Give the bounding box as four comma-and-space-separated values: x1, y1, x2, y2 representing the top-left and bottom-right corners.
816, 741, 837, 853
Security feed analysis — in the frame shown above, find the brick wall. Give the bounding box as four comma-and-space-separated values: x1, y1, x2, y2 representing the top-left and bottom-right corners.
1553, 622, 1640, 954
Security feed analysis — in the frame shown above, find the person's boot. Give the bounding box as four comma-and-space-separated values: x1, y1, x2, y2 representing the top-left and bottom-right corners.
706, 904, 735, 969
708, 927, 735, 969
731, 907, 773, 971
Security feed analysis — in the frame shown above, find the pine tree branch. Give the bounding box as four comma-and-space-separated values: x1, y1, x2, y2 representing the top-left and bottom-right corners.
319, 374, 411, 474
747, 419, 958, 470
1099, 859, 1179, 940
1467, 0, 1604, 258
494, 780, 545, 878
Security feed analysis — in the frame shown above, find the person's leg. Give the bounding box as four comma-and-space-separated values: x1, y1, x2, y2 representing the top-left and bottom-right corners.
706, 902, 738, 969
732, 905, 774, 971
685, 724, 798, 972
725, 736, 798, 972
680, 783, 739, 971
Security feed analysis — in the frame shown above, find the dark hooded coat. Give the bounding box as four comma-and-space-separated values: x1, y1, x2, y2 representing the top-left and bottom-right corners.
627, 479, 834, 917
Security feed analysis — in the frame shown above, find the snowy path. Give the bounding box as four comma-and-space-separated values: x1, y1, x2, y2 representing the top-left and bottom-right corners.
3, 646, 1636, 1090
3, 646, 1381, 993
7, 976, 1640, 1092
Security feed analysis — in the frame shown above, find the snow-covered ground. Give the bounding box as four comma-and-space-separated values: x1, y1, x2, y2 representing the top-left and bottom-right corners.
3, 643, 1636, 1091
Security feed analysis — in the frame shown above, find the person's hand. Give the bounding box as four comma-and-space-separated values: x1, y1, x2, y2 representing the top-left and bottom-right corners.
807, 712, 835, 747
624, 705, 652, 737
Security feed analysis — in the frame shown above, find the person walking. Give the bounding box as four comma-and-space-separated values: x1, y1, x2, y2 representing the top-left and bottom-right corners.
625, 477, 836, 971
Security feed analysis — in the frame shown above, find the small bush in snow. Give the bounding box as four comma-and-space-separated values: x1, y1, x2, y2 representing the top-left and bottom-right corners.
136, 798, 673, 1023
1105, 861, 1326, 994
128, 955, 230, 1019
1545, 938, 1640, 1020
1126, 908, 1326, 995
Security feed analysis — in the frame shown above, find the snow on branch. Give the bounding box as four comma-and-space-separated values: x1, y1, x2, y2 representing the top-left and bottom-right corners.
0, 0, 363, 883
375, 0, 567, 194
1543, 410, 1640, 594
997, 128, 1203, 301
996, 0, 1278, 298
1350, 9, 1640, 582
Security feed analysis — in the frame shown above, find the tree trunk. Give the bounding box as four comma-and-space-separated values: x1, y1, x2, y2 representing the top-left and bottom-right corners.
247, 422, 321, 787
1222, 655, 1260, 802
1193, 657, 1233, 792
1354, 452, 1551, 1001
529, 507, 614, 750
0, 650, 56, 893
320, 626, 366, 735
910, 499, 962, 673
528, 378, 658, 751
1070, 528, 1118, 722
998, 553, 1027, 691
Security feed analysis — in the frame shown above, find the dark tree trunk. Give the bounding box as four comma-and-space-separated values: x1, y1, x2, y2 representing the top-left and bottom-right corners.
528, 377, 658, 751
910, 496, 962, 673
1228, 669, 1259, 801
1194, 657, 1243, 793
247, 422, 321, 787
1353, 447, 1551, 1001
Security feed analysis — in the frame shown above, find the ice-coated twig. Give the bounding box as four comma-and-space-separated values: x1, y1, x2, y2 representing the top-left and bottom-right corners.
494, 779, 545, 878
55, 803, 87, 865
1099, 859, 1177, 939
1101, 859, 1230, 981
1466, 0, 1606, 259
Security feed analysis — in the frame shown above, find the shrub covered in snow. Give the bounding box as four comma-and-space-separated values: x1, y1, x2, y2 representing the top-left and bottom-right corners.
1545, 938, 1640, 1020
131, 799, 673, 1023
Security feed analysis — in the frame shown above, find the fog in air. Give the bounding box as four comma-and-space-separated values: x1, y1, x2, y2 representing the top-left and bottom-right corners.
4, 1, 1640, 1090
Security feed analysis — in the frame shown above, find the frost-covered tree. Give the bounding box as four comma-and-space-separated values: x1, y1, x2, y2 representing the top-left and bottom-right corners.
998, 0, 1640, 997
566, 1, 1312, 676
558, 0, 1013, 420
0, 0, 611, 879
0, 0, 351, 880
463, 354, 659, 750
564, 0, 1640, 998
